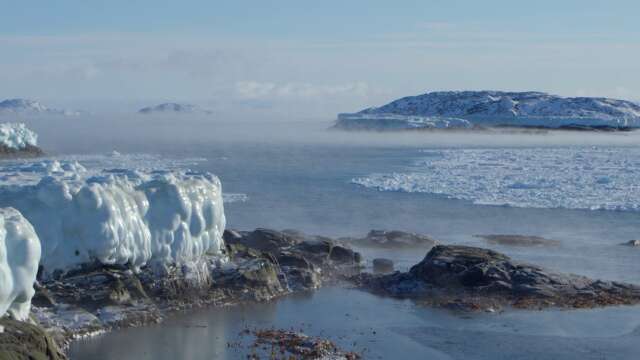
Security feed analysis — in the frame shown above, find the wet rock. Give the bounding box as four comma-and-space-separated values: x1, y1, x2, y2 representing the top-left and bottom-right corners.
344, 230, 438, 249
373, 258, 394, 273
247, 329, 360, 359
621, 240, 640, 247
0, 318, 67, 360
474, 234, 560, 247
354, 245, 640, 310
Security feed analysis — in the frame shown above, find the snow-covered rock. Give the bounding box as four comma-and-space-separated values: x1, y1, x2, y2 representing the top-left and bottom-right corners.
138, 103, 213, 115
0, 207, 41, 321
0, 98, 80, 116
0, 163, 226, 273
0, 123, 38, 150
337, 91, 640, 130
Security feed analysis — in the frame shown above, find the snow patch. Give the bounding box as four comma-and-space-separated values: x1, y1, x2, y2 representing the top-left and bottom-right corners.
0, 207, 41, 320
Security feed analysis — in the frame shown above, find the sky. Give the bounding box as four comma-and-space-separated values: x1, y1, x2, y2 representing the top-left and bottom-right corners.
1, 0, 639, 118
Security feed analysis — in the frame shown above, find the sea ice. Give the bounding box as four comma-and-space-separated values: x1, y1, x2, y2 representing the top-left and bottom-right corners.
352, 147, 640, 212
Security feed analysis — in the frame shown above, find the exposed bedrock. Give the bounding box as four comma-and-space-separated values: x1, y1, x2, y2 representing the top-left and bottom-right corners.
353, 245, 640, 311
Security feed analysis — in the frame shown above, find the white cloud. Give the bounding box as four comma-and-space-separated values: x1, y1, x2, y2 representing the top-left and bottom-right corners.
234, 81, 374, 99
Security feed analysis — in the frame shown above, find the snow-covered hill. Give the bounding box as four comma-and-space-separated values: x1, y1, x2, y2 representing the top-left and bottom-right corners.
138, 103, 213, 115
336, 91, 640, 130
0, 98, 80, 116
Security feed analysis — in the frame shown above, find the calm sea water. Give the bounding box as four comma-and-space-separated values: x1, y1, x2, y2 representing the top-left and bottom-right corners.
25, 117, 640, 359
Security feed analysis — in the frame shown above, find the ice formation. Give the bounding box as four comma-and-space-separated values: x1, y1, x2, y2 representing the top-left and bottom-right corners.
337, 91, 640, 130
352, 147, 640, 212
0, 123, 38, 149
0, 158, 226, 273
0, 207, 41, 321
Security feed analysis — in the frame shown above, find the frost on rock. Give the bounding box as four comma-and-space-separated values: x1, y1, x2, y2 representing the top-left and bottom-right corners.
0, 207, 41, 321
0, 123, 38, 150
0, 162, 226, 273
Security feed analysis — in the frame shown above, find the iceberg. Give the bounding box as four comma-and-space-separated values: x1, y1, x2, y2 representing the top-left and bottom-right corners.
0, 162, 226, 273
0, 207, 40, 321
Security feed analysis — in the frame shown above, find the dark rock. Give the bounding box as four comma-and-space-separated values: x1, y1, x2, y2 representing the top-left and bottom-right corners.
621, 240, 640, 247
344, 230, 438, 249
228, 228, 303, 254
0, 318, 67, 360
213, 258, 286, 302
474, 234, 560, 247
0, 144, 44, 159
373, 258, 394, 273
248, 329, 360, 359
354, 245, 640, 310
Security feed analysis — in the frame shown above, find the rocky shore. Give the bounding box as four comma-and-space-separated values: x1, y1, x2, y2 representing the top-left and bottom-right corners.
352, 244, 640, 312
27, 228, 362, 350
3, 229, 640, 359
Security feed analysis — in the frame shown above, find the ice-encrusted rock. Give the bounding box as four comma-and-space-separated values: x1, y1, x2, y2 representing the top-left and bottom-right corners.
138, 103, 213, 115
0, 123, 38, 150
0, 98, 80, 116
0, 207, 41, 321
337, 91, 640, 130
0, 166, 226, 273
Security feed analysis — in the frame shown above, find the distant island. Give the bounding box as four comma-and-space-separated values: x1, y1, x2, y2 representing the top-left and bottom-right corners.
138, 102, 213, 115
335, 91, 640, 131
0, 98, 81, 117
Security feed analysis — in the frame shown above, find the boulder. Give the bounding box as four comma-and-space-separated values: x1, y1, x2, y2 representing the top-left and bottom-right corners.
0, 318, 66, 360
354, 245, 640, 310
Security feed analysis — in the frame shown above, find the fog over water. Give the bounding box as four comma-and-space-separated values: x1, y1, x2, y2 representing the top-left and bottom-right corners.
10, 114, 640, 359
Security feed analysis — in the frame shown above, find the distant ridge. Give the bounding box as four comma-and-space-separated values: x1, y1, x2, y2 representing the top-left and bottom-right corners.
138, 103, 213, 115
0, 98, 80, 116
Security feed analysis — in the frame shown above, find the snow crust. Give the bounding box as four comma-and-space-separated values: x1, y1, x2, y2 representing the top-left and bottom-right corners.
0, 207, 40, 320
338, 91, 640, 129
0, 155, 226, 273
352, 147, 640, 212
0, 123, 38, 149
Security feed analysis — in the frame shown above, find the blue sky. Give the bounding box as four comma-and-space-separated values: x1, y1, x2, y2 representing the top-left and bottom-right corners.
1, 0, 639, 117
